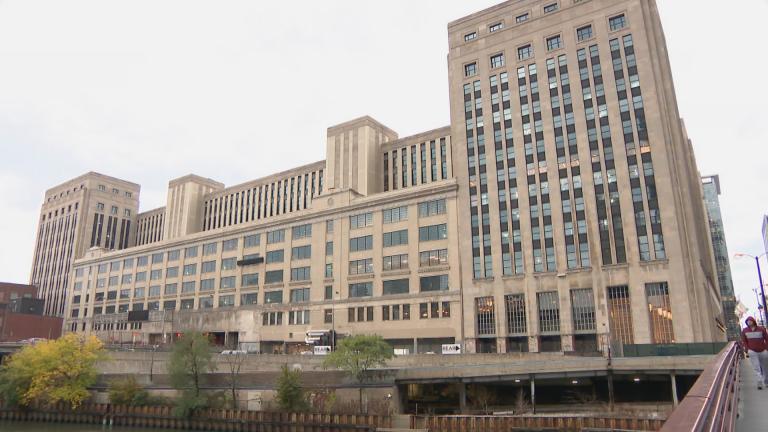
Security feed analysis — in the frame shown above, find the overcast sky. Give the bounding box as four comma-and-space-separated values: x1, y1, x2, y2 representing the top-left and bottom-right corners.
1, 0, 767, 319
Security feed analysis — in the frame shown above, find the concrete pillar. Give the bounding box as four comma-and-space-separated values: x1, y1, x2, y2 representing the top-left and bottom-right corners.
671, 374, 679, 405
413, 338, 418, 355
458, 382, 468, 414
607, 370, 615, 412
530, 376, 536, 414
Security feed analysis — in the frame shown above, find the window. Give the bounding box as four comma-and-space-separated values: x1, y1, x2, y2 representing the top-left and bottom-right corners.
646, 282, 674, 343
326, 220, 334, 233
537, 291, 560, 333
263, 311, 283, 325
464, 62, 477, 77
475, 297, 496, 334
290, 266, 311, 281
546, 35, 562, 51
609, 14, 626, 31
383, 279, 409, 295
383, 254, 409, 271
137, 256, 148, 267
107, 290, 117, 300
543, 3, 558, 13
349, 235, 373, 252
181, 299, 194, 310
125, 191, 132, 198
221, 257, 236, 270
325, 263, 333, 278
348, 306, 374, 322
517, 44, 533, 60
290, 288, 310, 303
571, 288, 596, 332
516, 13, 529, 23
383, 206, 408, 224
96, 202, 105, 211
110, 261, 121, 272
420, 275, 449, 292
150, 270, 162, 280
349, 213, 373, 229
244, 234, 260, 248
266, 250, 284, 263
326, 241, 333, 256
267, 229, 285, 244
135, 272, 146, 282
200, 279, 215, 292
265, 270, 284, 284
151, 252, 163, 264
182, 281, 195, 293
489, 22, 503, 32
490, 53, 505, 68
134, 287, 145, 298
222, 238, 238, 252
185, 246, 198, 258
201, 260, 216, 273
200, 297, 213, 309
577, 25, 593, 41
241, 292, 258, 305
219, 295, 235, 308
464, 32, 477, 41
203, 242, 217, 256
183, 264, 197, 276
124, 209, 131, 217
289, 310, 310, 325
167, 250, 180, 261
164, 283, 177, 295
264, 290, 283, 304
349, 282, 373, 298
166, 267, 178, 278
419, 249, 448, 267
383, 230, 408, 247
292, 224, 312, 239
110, 205, 118, 215
325, 285, 334, 300
292, 245, 312, 260
148, 285, 161, 297
220, 276, 236, 289
324, 309, 333, 324
98, 263, 108, 274
418, 199, 446, 217
108, 276, 118, 286
607, 285, 634, 344
419, 224, 447, 242
505, 294, 527, 335
349, 258, 374, 275
121, 274, 132, 284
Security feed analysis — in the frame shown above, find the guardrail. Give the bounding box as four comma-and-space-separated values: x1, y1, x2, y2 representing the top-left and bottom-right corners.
660, 341, 740, 432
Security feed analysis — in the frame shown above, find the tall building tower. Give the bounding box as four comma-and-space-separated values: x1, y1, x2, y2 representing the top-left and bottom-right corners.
30, 172, 140, 316
701, 175, 739, 340
447, 0, 723, 352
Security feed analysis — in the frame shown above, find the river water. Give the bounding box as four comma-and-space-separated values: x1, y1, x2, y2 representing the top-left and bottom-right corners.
0, 422, 171, 432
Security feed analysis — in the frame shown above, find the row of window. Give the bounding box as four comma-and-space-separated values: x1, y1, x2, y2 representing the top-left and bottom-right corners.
464, 14, 628, 77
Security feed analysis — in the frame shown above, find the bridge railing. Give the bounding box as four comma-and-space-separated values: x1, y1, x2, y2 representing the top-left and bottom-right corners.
660, 341, 740, 432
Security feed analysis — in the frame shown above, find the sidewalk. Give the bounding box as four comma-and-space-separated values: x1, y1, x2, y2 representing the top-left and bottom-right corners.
736, 358, 768, 431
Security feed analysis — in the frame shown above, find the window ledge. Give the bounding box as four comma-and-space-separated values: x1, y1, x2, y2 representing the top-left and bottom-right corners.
264, 282, 285, 289
348, 273, 375, 282
289, 280, 310, 287
382, 269, 411, 277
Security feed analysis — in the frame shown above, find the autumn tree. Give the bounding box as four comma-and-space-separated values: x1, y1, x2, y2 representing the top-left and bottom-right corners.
322, 335, 392, 413
0, 334, 106, 408
168, 332, 214, 417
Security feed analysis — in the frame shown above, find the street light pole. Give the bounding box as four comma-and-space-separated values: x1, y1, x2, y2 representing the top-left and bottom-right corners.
736, 252, 768, 327
754, 256, 768, 326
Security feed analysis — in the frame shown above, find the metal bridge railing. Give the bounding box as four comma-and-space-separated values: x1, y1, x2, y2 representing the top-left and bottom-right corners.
660, 341, 740, 432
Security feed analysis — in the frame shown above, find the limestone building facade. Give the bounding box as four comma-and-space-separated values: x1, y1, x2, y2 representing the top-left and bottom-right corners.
53, 0, 724, 352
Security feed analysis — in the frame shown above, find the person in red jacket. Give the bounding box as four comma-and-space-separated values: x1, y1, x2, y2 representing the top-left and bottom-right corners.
741, 316, 768, 389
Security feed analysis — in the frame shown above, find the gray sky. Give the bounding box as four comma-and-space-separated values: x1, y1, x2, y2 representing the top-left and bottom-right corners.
1, 0, 767, 319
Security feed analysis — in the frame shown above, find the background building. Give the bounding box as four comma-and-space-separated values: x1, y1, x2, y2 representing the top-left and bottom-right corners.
0, 282, 62, 342
52, 0, 724, 352
30, 173, 140, 316
701, 175, 739, 339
